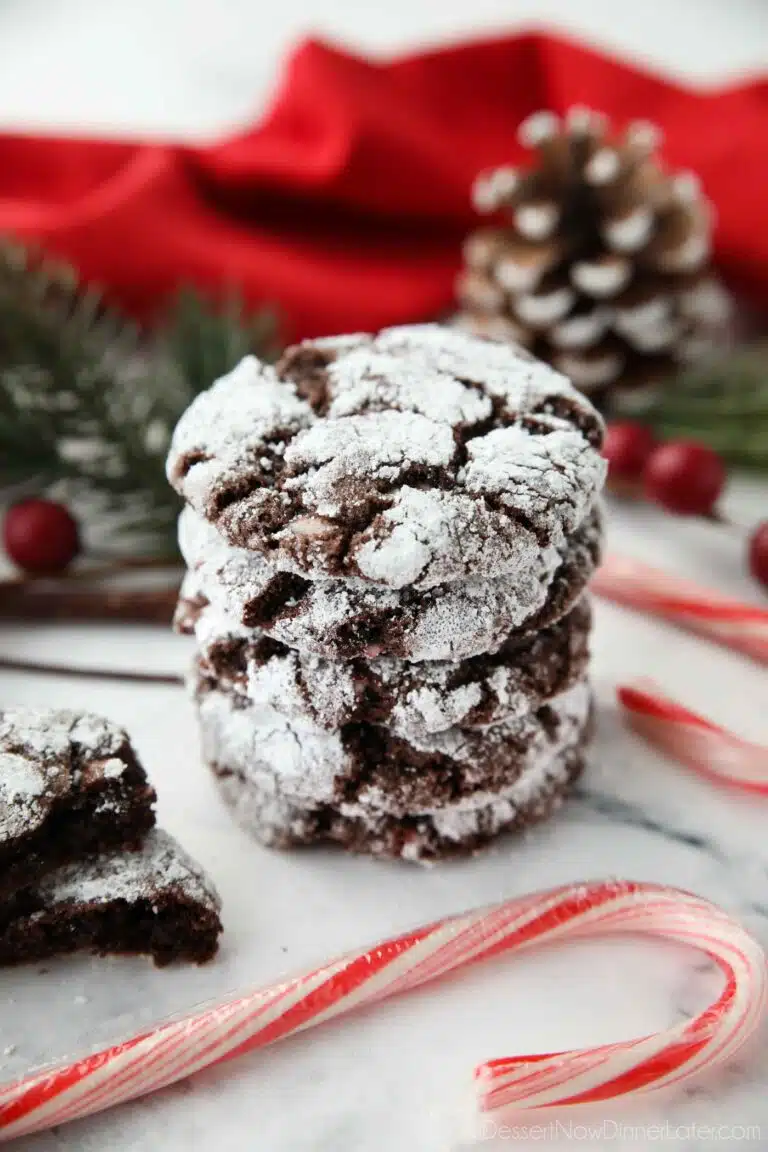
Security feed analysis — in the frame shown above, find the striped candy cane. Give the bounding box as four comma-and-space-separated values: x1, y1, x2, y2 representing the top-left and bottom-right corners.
0, 880, 764, 1140
619, 681, 768, 795
593, 555, 768, 664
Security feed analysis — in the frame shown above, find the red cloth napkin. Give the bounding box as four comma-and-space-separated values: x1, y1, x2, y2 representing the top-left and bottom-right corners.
1, 32, 766, 340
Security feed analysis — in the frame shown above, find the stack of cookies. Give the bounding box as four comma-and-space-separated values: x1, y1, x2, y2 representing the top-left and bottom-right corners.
167, 325, 606, 863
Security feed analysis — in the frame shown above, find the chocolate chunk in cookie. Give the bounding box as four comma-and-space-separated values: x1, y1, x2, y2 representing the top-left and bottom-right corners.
167, 325, 605, 588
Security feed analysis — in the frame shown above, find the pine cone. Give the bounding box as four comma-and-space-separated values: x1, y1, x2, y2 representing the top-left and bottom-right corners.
455, 108, 731, 405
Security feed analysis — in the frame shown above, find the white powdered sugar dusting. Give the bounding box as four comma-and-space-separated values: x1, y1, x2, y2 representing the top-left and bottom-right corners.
0, 707, 132, 845
197, 692, 348, 806
189, 596, 590, 740
37, 828, 221, 911
165, 355, 311, 497
307, 333, 370, 353
283, 410, 456, 521
394, 682, 484, 736
196, 678, 590, 820
199, 679, 591, 859
245, 650, 358, 731
0, 707, 126, 763
0, 754, 48, 840
376, 680, 590, 769
374, 324, 572, 408
0, 754, 45, 801
68, 714, 126, 759
353, 486, 543, 589
100, 758, 127, 780
167, 323, 605, 589
464, 426, 606, 546
485, 666, 528, 715
404, 567, 554, 662
427, 753, 568, 843
177, 507, 578, 663
325, 345, 493, 425
336, 680, 590, 840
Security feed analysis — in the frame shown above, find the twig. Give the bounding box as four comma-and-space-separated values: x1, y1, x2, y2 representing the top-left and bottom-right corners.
1, 557, 180, 589
0, 657, 184, 685
0, 583, 181, 624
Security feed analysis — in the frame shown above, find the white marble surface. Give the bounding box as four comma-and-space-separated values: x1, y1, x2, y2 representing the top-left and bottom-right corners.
1, 2, 768, 1148
1, 485, 767, 1152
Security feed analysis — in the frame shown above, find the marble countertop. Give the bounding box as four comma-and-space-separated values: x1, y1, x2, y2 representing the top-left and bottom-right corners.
2, 485, 767, 1152
1, 2, 767, 1148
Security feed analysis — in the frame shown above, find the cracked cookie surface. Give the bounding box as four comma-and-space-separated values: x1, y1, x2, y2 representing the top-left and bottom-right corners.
187, 594, 591, 740
167, 325, 605, 589
0, 708, 156, 900
194, 678, 592, 862
177, 505, 601, 662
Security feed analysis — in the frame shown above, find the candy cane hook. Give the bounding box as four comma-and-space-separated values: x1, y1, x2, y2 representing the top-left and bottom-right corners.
0, 880, 764, 1140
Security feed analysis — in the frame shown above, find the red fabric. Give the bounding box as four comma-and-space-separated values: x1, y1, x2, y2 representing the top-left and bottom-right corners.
1, 32, 766, 340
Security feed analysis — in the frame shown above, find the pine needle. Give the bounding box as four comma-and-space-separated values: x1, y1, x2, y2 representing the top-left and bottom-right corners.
0, 240, 280, 556
614, 344, 768, 473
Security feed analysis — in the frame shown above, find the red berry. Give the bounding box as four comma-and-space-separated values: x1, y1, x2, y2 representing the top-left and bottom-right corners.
749, 521, 768, 590
3, 499, 81, 574
643, 440, 726, 516
603, 421, 657, 481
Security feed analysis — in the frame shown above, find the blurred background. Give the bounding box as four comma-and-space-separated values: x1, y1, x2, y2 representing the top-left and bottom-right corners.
0, 0, 766, 137
0, 0, 766, 586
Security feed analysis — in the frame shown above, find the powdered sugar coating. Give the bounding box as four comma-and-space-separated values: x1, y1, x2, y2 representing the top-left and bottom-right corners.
177, 506, 600, 662
189, 595, 591, 739
164, 354, 309, 511
0, 755, 47, 840
463, 424, 605, 535
167, 324, 605, 589
199, 680, 591, 861
0, 707, 134, 846
34, 828, 221, 913
0, 708, 125, 763
195, 678, 591, 822
100, 758, 127, 780
214, 746, 583, 862
353, 487, 545, 590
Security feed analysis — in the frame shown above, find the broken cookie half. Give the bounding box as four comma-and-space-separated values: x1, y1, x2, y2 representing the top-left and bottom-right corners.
0, 829, 222, 967
0, 708, 222, 966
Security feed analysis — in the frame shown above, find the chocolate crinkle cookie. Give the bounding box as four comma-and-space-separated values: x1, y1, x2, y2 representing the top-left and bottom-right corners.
0, 707, 156, 900
0, 830, 222, 967
176, 504, 601, 663
187, 594, 591, 740
167, 324, 605, 588
0, 708, 222, 964
196, 679, 593, 863
167, 324, 606, 862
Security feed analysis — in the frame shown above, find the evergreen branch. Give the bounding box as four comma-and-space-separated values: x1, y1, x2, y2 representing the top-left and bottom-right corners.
617, 344, 768, 473
0, 239, 280, 555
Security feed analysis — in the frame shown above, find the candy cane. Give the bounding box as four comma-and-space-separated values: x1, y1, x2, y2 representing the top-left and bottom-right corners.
593, 555, 768, 664
619, 681, 768, 795
0, 881, 764, 1141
